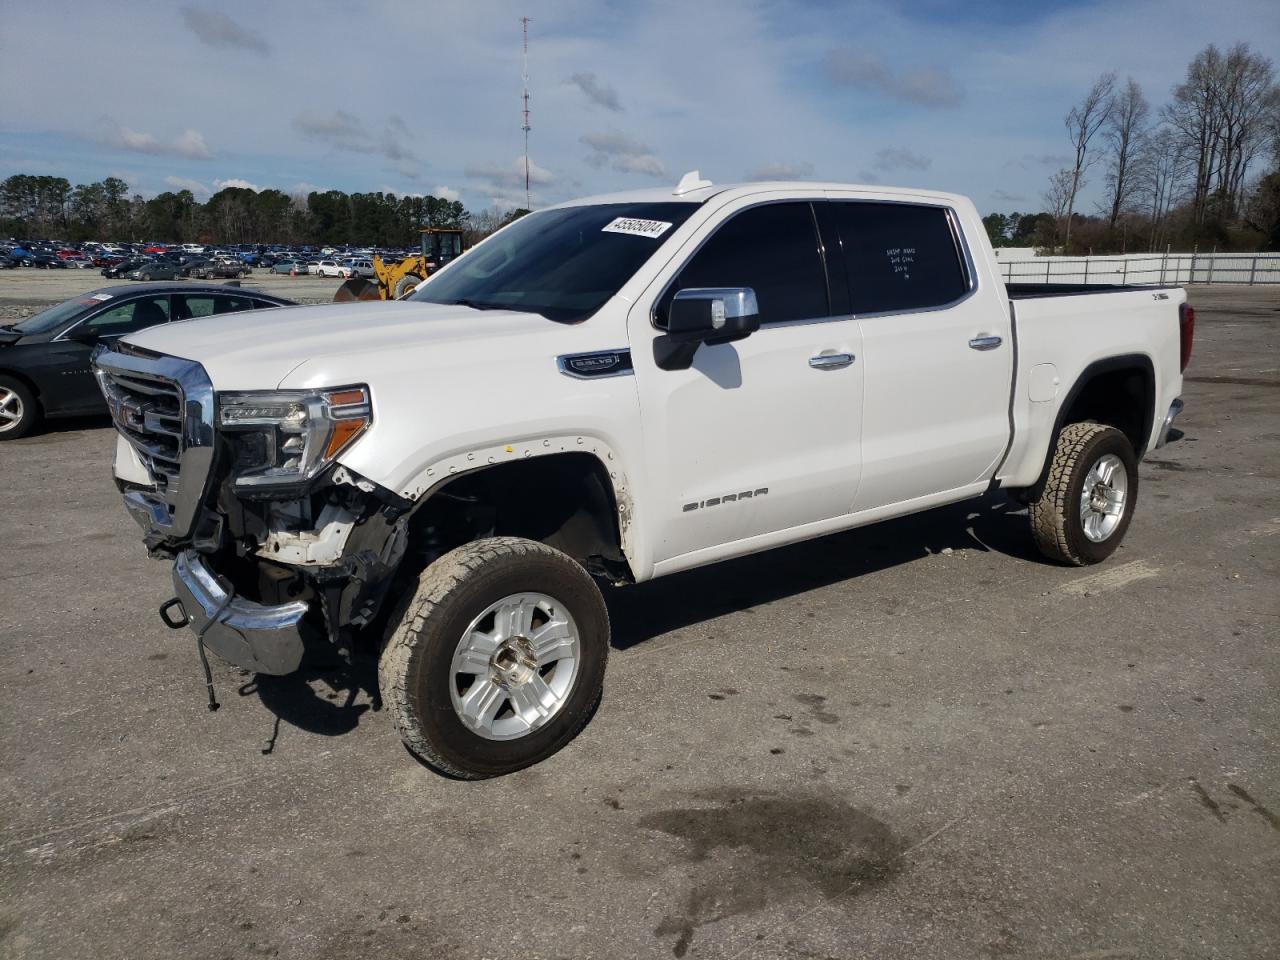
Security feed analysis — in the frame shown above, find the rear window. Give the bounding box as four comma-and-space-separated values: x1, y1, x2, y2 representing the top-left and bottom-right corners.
828, 202, 968, 314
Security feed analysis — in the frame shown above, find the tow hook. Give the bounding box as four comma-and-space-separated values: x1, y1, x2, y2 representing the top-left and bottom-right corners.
159, 597, 190, 629
157, 595, 225, 713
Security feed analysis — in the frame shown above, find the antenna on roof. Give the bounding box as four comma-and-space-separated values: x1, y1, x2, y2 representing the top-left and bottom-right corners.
673, 170, 712, 196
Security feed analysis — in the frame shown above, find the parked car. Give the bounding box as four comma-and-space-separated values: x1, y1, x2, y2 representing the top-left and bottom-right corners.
0, 255, 18, 270
129, 261, 180, 281
344, 258, 376, 278
187, 258, 248, 280
92, 177, 1191, 778
0, 283, 295, 440
315, 259, 353, 278
64, 257, 95, 269
102, 258, 149, 279
270, 259, 306, 274
31, 254, 67, 269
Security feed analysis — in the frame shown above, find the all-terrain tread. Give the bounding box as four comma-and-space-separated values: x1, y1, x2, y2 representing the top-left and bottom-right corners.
378, 536, 606, 779
1029, 422, 1120, 566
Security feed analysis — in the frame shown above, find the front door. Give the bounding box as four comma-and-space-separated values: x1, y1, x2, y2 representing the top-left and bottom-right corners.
42, 294, 173, 412
628, 199, 863, 569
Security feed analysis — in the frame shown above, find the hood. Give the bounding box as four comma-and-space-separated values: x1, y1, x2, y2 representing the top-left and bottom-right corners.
121, 300, 565, 390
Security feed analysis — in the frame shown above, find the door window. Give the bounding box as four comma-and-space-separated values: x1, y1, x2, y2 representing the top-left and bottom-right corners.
829, 203, 968, 314
173, 294, 253, 319
82, 296, 171, 337
659, 202, 829, 326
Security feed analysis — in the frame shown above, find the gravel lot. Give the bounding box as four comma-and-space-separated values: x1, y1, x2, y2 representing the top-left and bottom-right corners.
0, 267, 342, 321
1, 284, 1277, 960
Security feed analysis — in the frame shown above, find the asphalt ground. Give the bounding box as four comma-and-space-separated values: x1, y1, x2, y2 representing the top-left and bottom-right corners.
1, 284, 1277, 960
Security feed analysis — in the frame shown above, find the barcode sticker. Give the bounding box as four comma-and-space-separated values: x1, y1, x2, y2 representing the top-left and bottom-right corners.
602, 217, 673, 239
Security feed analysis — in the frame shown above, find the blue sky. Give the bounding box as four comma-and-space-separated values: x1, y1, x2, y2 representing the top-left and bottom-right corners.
0, 0, 1275, 215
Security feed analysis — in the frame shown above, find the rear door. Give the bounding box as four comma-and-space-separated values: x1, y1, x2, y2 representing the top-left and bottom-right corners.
823, 198, 1011, 511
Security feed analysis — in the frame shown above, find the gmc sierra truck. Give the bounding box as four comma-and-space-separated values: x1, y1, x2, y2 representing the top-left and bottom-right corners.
93, 174, 1192, 778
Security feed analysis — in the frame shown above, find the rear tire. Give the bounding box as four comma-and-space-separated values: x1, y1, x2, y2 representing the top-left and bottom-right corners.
379, 537, 609, 779
0, 376, 39, 440
1029, 422, 1138, 566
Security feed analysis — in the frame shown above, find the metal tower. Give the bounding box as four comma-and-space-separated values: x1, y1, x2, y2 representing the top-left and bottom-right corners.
521, 16, 532, 210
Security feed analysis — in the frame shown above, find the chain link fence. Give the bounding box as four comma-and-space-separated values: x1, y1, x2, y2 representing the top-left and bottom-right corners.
998, 253, 1280, 286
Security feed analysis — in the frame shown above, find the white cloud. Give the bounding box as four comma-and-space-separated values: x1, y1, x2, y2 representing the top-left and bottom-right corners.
873, 148, 932, 172
105, 124, 211, 159
292, 111, 417, 175
466, 157, 555, 192
213, 178, 260, 192
433, 185, 461, 203
745, 161, 815, 181
568, 72, 622, 111
164, 176, 210, 197
580, 132, 665, 177
822, 49, 964, 107
179, 6, 270, 55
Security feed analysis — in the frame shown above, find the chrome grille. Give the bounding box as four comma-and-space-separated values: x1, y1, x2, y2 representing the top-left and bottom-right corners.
92, 345, 216, 543
100, 369, 185, 494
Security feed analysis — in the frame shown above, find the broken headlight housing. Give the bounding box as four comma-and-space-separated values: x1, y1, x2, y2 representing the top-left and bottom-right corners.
217, 386, 372, 493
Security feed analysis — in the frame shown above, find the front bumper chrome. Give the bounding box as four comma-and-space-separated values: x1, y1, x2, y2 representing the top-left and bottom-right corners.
171, 550, 309, 675
1155, 398, 1184, 449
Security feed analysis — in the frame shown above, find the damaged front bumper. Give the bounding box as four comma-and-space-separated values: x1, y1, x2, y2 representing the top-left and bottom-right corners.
170, 550, 310, 675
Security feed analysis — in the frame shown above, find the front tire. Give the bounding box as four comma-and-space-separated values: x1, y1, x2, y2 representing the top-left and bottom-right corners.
393, 274, 423, 299
1029, 422, 1138, 566
0, 376, 39, 440
379, 537, 609, 779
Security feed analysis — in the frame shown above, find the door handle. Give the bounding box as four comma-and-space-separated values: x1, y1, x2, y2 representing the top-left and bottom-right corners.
968, 335, 1003, 351
809, 353, 855, 370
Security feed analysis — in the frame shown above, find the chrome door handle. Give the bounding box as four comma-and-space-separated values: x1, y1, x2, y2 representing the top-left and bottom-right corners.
809, 353, 855, 369
968, 335, 1003, 351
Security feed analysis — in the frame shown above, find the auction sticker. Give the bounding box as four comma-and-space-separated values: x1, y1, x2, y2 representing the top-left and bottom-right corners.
602, 217, 673, 239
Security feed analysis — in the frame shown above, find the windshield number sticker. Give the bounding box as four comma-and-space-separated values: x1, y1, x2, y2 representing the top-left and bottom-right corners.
602, 217, 673, 239
91, 293, 113, 301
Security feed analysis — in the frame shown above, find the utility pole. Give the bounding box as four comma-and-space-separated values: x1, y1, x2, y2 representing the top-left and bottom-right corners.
521, 16, 532, 211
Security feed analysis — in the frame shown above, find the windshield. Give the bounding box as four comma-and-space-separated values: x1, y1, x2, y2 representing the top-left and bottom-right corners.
8, 296, 102, 334
410, 202, 700, 323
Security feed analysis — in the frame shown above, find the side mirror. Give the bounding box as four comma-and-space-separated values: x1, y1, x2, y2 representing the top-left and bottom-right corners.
64, 325, 100, 344
655, 287, 760, 371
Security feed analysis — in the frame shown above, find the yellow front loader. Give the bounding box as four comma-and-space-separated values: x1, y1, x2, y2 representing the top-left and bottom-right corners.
334, 227, 465, 302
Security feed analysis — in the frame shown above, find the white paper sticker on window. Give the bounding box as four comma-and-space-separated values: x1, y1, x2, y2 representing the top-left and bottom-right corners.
91, 293, 113, 301
601, 217, 673, 239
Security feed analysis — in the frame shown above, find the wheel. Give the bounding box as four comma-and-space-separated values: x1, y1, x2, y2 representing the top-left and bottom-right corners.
0, 376, 39, 440
393, 274, 423, 299
379, 537, 609, 779
1029, 422, 1138, 566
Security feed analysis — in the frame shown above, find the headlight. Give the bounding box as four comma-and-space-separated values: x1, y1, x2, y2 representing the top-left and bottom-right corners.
218, 385, 371, 492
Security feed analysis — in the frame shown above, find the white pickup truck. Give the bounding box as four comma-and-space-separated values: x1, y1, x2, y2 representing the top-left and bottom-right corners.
93, 174, 1193, 778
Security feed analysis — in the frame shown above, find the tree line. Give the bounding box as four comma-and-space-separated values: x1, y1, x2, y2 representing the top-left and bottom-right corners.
0, 174, 524, 249
991, 42, 1279, 254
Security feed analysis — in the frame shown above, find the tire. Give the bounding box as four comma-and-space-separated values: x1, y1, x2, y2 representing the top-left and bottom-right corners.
393, 274, 423, 299
379, 537, 609, 779
1029, 422, 1138, 566
0, 376, 39, 440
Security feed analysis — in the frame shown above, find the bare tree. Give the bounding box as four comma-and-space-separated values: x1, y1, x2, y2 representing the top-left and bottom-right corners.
1062, 71, 1116, 251
1164, 43, 1278, 225
1102, 77, 1150, 229
1043, 168, 1076, 252
1136, 126, 1191, 250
